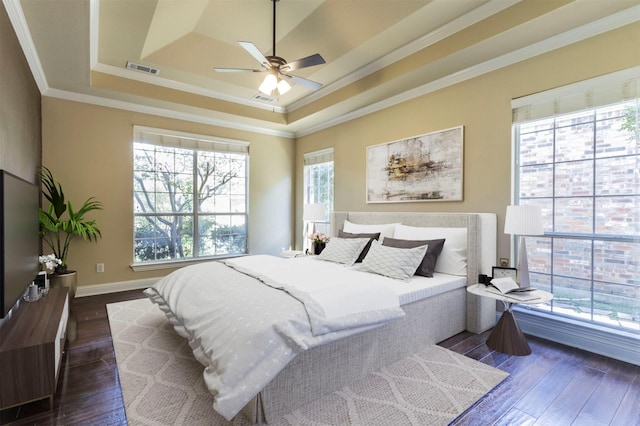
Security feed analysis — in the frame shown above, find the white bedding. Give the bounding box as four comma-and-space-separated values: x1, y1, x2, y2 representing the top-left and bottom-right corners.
144, 255, 410, 420
390, 272, 467, 305
224, 255, 405, 335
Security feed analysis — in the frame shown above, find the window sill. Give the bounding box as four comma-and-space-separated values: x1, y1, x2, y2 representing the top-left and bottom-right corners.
130, 254, 247, 272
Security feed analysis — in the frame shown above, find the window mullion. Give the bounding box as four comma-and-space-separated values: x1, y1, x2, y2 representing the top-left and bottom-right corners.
193, 151, 199, 257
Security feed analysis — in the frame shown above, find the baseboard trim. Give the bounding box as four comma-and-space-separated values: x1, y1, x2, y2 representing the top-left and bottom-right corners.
75, 278, 159, 298
509, 308, 640, 366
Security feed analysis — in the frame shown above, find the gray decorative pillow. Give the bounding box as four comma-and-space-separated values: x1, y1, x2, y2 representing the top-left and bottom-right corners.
337, 231, 380, 263
318, 237, 370, 265
382, 237, 446, 278
359, 240, 428, 280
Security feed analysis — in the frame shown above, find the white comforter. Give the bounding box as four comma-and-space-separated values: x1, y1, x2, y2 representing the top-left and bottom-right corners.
144, 255, 405, 420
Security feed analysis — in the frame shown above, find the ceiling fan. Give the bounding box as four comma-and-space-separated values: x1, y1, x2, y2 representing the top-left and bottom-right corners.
214, 0, 325, 97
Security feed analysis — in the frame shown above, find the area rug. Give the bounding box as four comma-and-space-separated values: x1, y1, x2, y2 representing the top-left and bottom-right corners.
107, 298, 508, 425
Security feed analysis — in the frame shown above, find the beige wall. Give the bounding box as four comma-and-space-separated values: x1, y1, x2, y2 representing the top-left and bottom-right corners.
295, 23, 640, 264
0, 1, 41, 182
42, 98, 295, 289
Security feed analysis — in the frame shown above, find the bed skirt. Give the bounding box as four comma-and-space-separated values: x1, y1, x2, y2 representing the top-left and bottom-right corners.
239, 286, 467, 422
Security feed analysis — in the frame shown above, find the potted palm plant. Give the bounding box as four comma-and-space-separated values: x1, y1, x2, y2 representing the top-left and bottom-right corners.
39, 166, 102, 298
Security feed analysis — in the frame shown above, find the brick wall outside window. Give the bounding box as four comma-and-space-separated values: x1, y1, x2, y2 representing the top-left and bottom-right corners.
514, 100, 639, 333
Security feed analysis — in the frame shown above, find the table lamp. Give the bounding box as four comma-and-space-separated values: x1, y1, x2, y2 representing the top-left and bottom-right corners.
303, 203, 327, 249
504, 205, 543, 289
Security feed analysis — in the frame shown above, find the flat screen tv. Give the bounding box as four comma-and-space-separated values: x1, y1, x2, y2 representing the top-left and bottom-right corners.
0, 170, 40, 318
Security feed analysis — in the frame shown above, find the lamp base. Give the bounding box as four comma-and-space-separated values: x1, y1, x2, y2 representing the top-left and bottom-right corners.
517, 236, 531, 289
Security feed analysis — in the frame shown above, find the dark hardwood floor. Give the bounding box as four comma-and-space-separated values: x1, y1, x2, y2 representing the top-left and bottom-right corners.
2, 290, 639, 425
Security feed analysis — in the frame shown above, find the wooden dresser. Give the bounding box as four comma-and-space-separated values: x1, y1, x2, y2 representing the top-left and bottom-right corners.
0, 287, 69, 410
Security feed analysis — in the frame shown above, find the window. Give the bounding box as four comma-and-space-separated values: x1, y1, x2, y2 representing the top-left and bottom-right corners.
303, 148, 334, 248
133, 127, 248, 264
512, 69, 639, 334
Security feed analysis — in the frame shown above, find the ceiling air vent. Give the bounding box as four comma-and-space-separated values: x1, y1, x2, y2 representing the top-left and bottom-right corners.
252, 93, 275, 103
126, 61, 160, 75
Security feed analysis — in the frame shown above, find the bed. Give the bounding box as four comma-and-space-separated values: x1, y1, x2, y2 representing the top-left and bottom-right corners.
145, 211, 497, 423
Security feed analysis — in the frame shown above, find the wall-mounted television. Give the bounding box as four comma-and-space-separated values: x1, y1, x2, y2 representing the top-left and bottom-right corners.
0, 170, 40, 318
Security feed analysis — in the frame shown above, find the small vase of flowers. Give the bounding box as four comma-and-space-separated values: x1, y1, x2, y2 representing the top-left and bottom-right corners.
309, 232, 330, 255
39, 254, 62, 275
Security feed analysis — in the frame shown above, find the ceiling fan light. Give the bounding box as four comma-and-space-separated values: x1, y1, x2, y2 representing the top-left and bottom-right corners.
259, 73, 278, 95
277, 78, 291, 95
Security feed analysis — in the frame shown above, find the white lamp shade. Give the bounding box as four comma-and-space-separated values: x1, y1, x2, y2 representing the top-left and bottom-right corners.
303, 203, 327, 221
259, 73, 278, 95
504, 205, 544, 236
277, 78, 291, 95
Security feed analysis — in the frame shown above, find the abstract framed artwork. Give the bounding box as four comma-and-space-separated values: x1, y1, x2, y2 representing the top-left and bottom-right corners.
366, 126, 464, 203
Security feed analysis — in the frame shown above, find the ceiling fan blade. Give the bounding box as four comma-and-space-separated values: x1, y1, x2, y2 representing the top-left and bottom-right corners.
238, 41, 271, 69
214, 67, 264, 73
282, 73, 323, 91
281, 53, 326, 72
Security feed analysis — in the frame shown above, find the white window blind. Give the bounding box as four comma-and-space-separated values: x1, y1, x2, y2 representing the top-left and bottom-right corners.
512, 66, 639, 124
304, 147, 334, 166
133, 126, 249, 154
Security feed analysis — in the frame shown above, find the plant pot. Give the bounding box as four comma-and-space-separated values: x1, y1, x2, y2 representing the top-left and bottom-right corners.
49, 270, 77, 300
313, 242, 326, 255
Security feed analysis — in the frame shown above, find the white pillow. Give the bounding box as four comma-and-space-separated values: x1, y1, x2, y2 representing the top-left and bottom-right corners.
318, 237, 370, 265
358, 240, 428, 280
393, 225, 467, 276
342, 220, 399, 241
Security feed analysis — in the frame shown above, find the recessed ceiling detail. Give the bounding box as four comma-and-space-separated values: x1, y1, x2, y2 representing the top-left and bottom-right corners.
10, 0, 640, 137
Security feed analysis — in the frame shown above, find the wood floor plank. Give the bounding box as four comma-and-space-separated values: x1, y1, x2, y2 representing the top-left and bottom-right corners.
572, 412, 611, 426
492, 407, 537, 426
579, 359, 639, 424
610, 373, 640, 425
477, 349, 510, 367
513, 356, 584, 417
534, 365, 605, 426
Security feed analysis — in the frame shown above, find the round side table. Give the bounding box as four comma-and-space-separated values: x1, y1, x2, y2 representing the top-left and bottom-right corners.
467, 284, 553, 356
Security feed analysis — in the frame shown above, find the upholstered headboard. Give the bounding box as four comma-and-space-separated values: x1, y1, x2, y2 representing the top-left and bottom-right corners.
331, 211, 497, 333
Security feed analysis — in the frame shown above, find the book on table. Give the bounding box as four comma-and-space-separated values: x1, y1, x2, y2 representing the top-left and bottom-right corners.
486, 277, 540, 301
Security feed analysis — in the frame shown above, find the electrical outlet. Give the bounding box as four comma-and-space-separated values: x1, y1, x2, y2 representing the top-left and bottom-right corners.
96, 263, 104, 273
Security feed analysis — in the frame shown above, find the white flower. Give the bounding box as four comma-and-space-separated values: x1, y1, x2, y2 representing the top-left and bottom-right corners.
39, 254, 62, 271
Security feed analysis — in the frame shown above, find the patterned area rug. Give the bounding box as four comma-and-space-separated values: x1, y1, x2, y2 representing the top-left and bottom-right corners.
107, 298, 508, 425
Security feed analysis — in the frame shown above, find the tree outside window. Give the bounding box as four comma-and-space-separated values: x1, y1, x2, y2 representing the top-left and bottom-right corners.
133, 140, 247, 263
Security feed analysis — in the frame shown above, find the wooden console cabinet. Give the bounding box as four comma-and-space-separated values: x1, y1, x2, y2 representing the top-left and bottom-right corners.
0, 287, 69, 410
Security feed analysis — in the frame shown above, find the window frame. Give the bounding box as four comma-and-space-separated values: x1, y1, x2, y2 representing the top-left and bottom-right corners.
303, 148, 334, 250
511, 91, 639, 335
131, 126, 249, 270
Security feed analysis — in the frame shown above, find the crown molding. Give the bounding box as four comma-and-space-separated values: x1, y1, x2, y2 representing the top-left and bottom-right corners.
43, 88, 295, 138
296, 5, 640, 137
2, 0, 49, 93
91, 63, 288, 114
